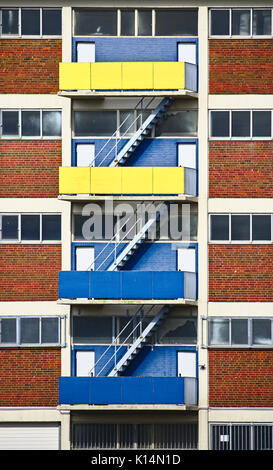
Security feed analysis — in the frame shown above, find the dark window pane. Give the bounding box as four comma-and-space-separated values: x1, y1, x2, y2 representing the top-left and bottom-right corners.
120, 110, 135, 136
21, 9, 40, 35
252, 319, 272, 345
155, 9, 197, 36
209, 319, 229, 345
210, 215, 229, 241
253, 111, 271, 137
252, 215, 271, 241
42, 9, 61, 35
74, 111, 117, 136
157, 317, 197, 344
41, 318, 59, 343
155, 111, 197, 137
2, 111, 19, 136
42, 215, 61, 240
22, 111, 40, 137
121, 10, 135, 36
253, 9, 271, 35
42, 111, 62, 136
1, 215, 18, 240
74, 10, 117, 36
21, 215, 40, 241
232, 111, 250, 137
231, 214, 250, 240
2, 9, 19, 34
74, 215, 90, 240
138, 10, 152, 36
211, 111, 230, 137
231, 319, 248, 345
73, 316, 112, 344
20, 318, 39, 344
232, 10, 250, 35
0, 318, 16, 343
211, 10, 230, 35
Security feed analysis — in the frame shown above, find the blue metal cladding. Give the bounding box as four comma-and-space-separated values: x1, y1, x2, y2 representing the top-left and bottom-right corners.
59, 270, 184, 300
59, 376, 185, 405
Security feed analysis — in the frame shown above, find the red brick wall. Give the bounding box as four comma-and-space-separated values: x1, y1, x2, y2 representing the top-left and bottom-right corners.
209, 40, 273, 94
0, 40, 62, 94
209, 245, 273, 302
0, 140, 61, 198
209, 141, 273, 198
209, 349, 273, 407
0, 348, 61, 406
0, 245, 61, 301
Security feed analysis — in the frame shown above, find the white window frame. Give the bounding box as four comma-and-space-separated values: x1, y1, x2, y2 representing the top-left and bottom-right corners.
208, 317, 273, 348
209, 213, 273, 244
209, 7, 273, 38
0, 315, 65, 347
0, 7, 62, 38
0, 213, 62, 244
0, 109, 62, 139
209, 110, 273, 141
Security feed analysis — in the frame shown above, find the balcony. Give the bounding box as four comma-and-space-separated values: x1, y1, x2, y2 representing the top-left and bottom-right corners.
58, 61, 197, 96
58, 270, 197, 302
59, 376, 198, 406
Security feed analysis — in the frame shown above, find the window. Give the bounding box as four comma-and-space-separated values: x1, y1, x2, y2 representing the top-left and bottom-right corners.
210, 8, 272, 37
210, 213, 272, 242
0, 316, 62, 346
210, 110, 273, 139
0, 214, 61, 242
155, 111, 198, 137
208, 317, 273, 347
73, 8, 197, 37
156, 317, 197, 344
0, 8, 62, 36
211, 424, 273, 451
0, 110, 62, 138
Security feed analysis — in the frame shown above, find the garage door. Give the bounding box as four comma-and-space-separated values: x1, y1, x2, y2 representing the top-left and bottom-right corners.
0, 424, 60, 450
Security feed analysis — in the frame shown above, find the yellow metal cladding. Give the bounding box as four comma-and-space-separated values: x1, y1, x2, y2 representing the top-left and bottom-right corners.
59, 62, 186, 90
59, 167, 184, 195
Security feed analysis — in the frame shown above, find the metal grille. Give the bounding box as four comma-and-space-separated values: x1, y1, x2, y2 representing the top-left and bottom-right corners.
211, 424, 273, 450
72, 423, 198, 450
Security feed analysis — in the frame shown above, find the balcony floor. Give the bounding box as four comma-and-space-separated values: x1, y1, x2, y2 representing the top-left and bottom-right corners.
57, 298, 198, 305
58, 404, 198, 411
58, 90, 198, 99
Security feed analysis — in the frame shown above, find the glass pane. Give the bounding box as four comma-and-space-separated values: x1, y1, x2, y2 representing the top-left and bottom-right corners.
232, 111, 250, 137
42, 215, 61, 241
2, 111, 19, 136
0, 318, 16, 343
155, 9, 198, 36
42, 111, 62, 136
42, 9, 62, 35
252, 319, 272, 345
138, 10, 152, 36
232, 10, 250, 35
253, 9, 271, 36
20, 318, 40, 344
155, 111, 197, 137
41, 318, 59, 343
253, 425, 273, 451
21, 9, 40, 35
210, 215, 229, 241
1, 215, 18, 240
209, 319, 229, 345
73, 316, 112, 344
121, 10, 135, 36
157, 317, 197, 344
2, 9, 19, 34
231, 215, 250, 240
252, 111, 271, 137
211, 111, 230, 137
252, 215, 271, 241
74, 215, 90, 240
74, 111, 116, 137
21, 215, 40, 241
211, 10, 230, 35
22, 111, 40, 137
231, 319, 248, 345
74, 10, 117, 36
120, 111, 135, 136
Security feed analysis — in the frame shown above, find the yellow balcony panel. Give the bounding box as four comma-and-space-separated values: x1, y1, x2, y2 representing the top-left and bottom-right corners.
91, 63, 122, 90
122, 62, 154, 90
122, 167, 153, 194
153, 167, 184, 194
59, 63, 91, 90
90, 167, 122, 194
59, 167, 91, 194
153, 62, 185, 90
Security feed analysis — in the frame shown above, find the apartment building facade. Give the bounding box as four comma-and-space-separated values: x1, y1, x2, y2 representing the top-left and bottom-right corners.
0, 2, 272, 451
